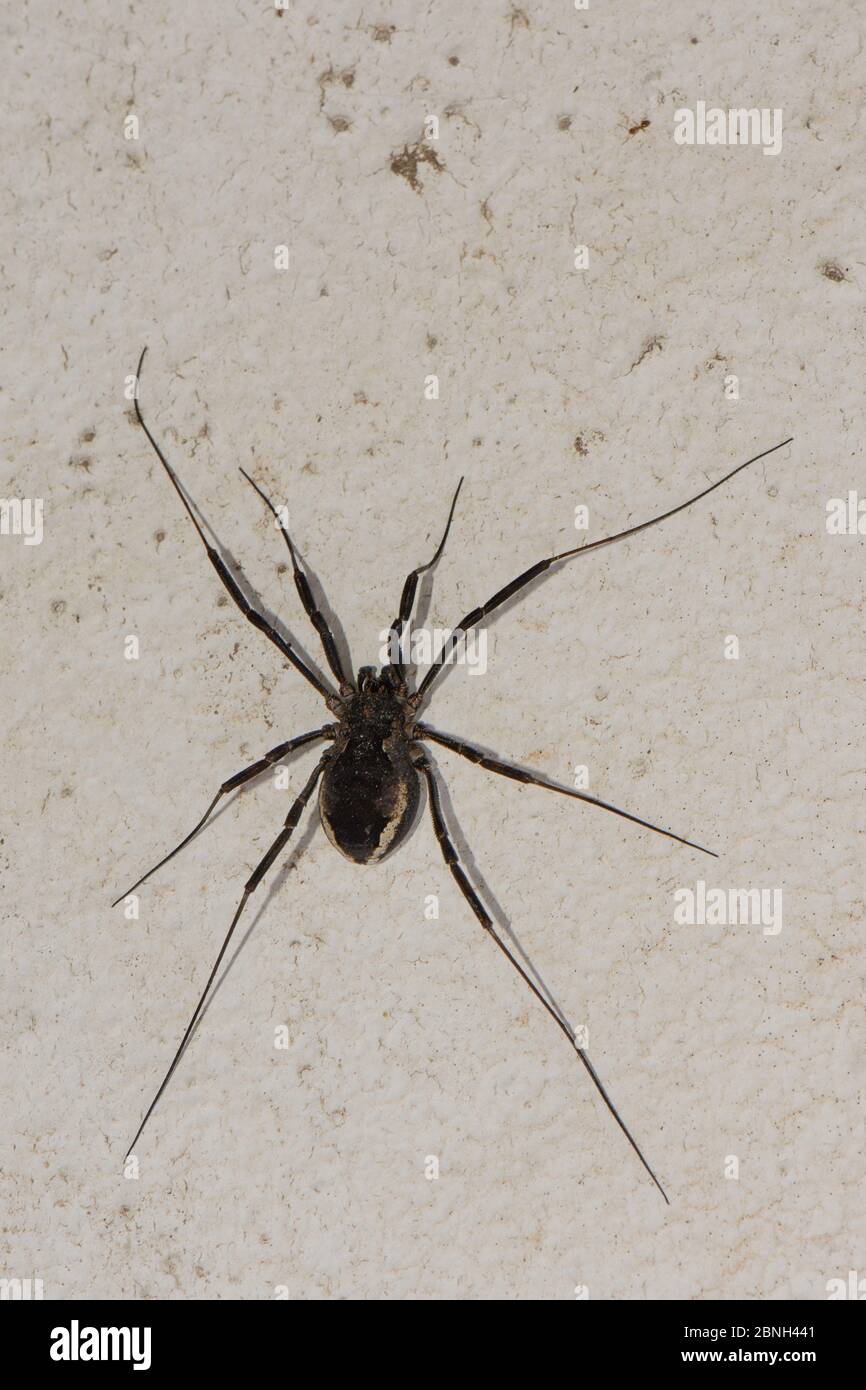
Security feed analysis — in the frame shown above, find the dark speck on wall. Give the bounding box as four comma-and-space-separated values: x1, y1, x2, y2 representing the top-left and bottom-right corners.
820, 259, 848, 283
390, 141, 444, 193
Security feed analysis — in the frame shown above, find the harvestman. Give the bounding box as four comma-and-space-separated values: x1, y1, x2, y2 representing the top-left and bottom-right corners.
119, 348, 791, 1201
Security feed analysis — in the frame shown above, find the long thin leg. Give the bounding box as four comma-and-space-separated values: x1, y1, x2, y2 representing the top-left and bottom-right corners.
417, 723, 715, 857
125, 754, 330, 1159
111, 726, 334, 906
414, 750, 670, 1204
133, 348, 335, 702
239, 468, 352, 691
387, 477, 464, 669
415, 437, 793, 703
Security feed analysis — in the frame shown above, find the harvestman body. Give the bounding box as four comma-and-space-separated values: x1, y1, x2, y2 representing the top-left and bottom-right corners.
119, 348, 791, 1202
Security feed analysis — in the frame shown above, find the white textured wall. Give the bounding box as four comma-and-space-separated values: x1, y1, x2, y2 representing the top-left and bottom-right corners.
2, 0, 863, 1299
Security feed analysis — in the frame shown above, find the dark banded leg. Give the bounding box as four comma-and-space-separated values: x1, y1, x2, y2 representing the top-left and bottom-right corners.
416, 723, 715, 857
125, 752, 330, 1159
134, 349, 335, 702
386, 477, 464, 670
111, 726, 335, 906
414, 438, 793, 703
413, 749, 670, 1204
239, 468, 352, 691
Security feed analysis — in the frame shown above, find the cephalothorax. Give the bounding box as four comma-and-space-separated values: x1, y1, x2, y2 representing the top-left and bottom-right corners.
119, 348, 791, 1202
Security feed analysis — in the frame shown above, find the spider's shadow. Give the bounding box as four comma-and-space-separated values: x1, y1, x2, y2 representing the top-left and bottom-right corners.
172, 810, 320, 1066
394, 550, 441, 686
168, 462, 346, 695
268, 481, 462, 682
187, 461, 459, 688
413, 552, 573, 702
419, 754, 575, 1031
280, 537, 354, 683
171, 753, 576, 1083
145, 476, 580, 1106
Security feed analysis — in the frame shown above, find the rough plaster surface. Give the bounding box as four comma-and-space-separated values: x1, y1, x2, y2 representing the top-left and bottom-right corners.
2, 0, 864, 1300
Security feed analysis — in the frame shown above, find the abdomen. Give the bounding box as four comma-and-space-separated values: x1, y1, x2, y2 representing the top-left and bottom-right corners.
320, 738, 420, 864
